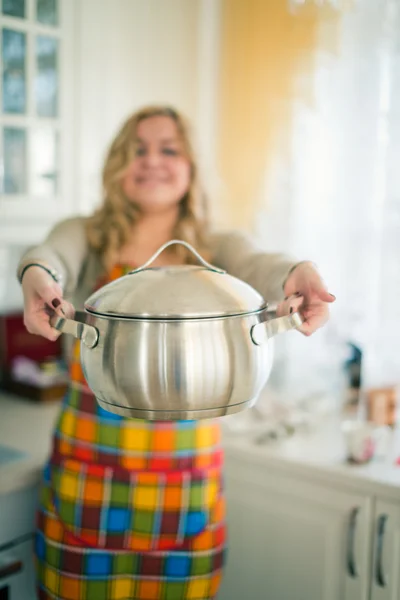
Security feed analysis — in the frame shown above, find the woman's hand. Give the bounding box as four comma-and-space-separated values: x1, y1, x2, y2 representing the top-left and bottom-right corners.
21, 266, 75, 341
280, 261, 335, 336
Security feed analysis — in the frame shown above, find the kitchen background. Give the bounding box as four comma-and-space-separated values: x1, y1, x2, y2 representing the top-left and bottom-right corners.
1, 1, 400, 599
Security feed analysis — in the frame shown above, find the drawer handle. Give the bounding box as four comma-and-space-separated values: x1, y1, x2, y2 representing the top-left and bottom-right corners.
347, 507, 359, 578
0, 560, 23, 581
375, 514, 388, 587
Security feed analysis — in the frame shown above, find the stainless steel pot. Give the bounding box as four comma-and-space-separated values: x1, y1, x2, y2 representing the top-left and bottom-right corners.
51, 240, 302, 420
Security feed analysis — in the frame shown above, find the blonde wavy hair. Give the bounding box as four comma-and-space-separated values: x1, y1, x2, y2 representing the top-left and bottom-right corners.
85, 105, 210, 272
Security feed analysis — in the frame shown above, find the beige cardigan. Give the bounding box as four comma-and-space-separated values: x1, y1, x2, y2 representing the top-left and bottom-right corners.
17, 216, 298, 309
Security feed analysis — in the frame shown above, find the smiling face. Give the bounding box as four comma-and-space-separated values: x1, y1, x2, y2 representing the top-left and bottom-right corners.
121, 115, 192, 214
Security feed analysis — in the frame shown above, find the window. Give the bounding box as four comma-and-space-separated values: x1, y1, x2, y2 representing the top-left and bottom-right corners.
0, 0, 73, 229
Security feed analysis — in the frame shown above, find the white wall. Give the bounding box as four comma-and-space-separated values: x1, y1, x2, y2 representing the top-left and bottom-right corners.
73, 0, 221, 216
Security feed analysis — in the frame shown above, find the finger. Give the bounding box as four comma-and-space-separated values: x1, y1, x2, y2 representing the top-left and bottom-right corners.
44, 300, 75, 321
24, 311, 61, 341
39, 321, 62, 342
307, 269, 336, 303
276, 294, 304, 317
45, 300, 75, 338
39, 285, 74, 324
315, 284, 336, 303
36, 281, 64, 312
285, 263, 336, 304
297, 307, 330, 336
59, 300, 75, 320
24, 296, 74, 341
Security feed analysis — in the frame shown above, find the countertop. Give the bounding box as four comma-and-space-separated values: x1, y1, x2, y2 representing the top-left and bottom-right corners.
1, 391, 400, 500
223, 416, 400, 501
0, 391, 61, 494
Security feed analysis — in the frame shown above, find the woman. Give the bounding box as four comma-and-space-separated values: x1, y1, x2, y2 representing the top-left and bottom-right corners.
18, 106, 334, 600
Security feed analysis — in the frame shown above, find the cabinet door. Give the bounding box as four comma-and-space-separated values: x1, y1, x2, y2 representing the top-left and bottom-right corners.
0, 537, 36, 600
370, 499, 400, 600
218, 454, 372, 600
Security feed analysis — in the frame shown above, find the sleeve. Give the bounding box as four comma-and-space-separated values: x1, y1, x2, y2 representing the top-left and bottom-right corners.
208, 230, 300, 303
16, 216, 89, 296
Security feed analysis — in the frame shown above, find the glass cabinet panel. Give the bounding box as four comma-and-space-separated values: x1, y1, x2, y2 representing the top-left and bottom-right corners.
3, 127, 27, 193
35, 35, 59, 117
37, 0, 58, 27
2, 28, 27, 114
2, 0, 25, 19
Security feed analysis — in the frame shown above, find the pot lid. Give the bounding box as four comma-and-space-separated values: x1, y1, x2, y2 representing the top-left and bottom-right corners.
84, 240, 266, 320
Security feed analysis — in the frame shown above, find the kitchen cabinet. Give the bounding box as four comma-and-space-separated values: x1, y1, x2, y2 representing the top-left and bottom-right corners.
0, 484, 39, 600
370, 500, 400, 600
0, 0, 76, 239
218, 447, 400, 600
0, 537, 36, 600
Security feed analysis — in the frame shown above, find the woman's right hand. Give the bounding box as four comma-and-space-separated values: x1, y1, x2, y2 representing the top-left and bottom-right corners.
21, 266, 75, 341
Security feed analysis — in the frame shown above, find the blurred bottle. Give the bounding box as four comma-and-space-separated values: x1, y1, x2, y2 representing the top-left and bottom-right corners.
343, 342, 363, 414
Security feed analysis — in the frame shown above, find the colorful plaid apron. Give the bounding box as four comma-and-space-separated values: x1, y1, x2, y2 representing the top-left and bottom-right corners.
35, 265, 226, 600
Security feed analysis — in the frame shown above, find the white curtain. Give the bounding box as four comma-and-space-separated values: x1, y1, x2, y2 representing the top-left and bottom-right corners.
254, 0, 400, 405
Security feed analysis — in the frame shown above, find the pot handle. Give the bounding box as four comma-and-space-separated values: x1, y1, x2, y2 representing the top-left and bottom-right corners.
50, 313, 99, 349
128, 239, 226, 275
250, 307, 303, 346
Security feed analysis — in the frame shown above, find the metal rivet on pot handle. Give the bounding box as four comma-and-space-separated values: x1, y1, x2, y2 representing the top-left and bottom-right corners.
250, 311, 303, 346
50, 314, 99, 349
128, 240, 226, 275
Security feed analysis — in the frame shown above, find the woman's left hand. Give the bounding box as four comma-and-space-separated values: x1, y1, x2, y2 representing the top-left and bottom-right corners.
280, 261, 336, 336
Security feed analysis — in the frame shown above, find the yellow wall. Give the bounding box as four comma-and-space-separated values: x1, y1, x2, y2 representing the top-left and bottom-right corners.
217, 0, 343, 229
